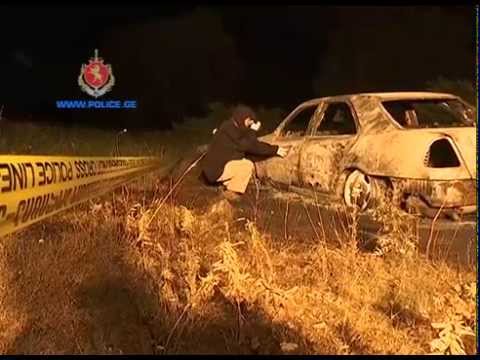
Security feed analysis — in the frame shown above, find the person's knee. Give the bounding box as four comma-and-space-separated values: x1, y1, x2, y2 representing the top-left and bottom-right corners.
243, 159, 255, 173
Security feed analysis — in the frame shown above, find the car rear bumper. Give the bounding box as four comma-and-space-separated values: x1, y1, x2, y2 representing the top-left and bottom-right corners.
394, 178, 476, 207
391, 178, 476, 221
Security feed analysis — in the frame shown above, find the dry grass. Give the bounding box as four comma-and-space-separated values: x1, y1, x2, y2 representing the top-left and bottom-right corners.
0, 172, 476, 354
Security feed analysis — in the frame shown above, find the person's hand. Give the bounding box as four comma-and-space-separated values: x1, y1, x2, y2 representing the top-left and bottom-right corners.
276, 146, 290, 158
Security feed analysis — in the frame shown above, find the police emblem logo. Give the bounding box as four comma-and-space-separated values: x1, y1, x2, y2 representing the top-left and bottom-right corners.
78, 49, 115, 98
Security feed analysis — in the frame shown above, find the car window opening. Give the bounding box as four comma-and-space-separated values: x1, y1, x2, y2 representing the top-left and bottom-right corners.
382, 99, 475, 129
425, 138, 461, 168
281, 106, 317, 137
315, 103, 357, 135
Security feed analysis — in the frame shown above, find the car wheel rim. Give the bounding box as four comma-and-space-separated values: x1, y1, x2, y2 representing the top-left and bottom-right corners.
344, 170, 371, 211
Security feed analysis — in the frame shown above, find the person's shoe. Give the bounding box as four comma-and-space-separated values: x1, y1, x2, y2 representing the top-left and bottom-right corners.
221, 188, 242, 202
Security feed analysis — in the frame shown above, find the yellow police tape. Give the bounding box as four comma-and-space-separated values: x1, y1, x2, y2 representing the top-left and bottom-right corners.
0, 155, 167, 238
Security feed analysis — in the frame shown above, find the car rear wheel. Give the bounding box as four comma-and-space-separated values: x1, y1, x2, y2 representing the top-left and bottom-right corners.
343, 170, 394, 211
343, 169, 372, 211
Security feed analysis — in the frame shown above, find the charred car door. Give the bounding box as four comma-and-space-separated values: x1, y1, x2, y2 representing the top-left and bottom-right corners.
256, 103, 322, 187
299, 101, 360, 194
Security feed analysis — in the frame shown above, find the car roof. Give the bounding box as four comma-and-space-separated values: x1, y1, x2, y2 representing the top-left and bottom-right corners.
299, 92, 458, 106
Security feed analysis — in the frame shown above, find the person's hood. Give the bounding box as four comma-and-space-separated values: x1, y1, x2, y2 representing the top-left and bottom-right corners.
231, 105, 257, 130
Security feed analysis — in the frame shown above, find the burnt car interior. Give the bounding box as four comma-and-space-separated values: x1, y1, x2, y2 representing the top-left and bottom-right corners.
382, 99, 475, 129
314, 102, 357, 135
282, 105, 317, 137
282, 102, 358, 138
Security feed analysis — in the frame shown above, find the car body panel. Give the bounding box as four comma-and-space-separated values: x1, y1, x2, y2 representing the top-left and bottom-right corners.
344, 128, 476, 180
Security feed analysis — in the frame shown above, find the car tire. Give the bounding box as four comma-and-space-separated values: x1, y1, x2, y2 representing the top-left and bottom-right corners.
342, 170, 392, 211
343, 169, 372, 211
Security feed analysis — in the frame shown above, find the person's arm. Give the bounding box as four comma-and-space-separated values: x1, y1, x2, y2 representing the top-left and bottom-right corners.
237, 132, 279, 156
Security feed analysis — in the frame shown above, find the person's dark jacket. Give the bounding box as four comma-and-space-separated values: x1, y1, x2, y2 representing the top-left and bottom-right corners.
201, 119, 279, 183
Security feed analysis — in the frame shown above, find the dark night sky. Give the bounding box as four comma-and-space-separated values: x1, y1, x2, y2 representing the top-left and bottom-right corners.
0, 5, 476, 129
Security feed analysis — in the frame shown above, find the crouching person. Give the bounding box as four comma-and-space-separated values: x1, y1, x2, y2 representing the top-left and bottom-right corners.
200, 105, 289, 202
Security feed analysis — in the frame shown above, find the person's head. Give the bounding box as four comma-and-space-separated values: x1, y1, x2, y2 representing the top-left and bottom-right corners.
232, 105, 257, 129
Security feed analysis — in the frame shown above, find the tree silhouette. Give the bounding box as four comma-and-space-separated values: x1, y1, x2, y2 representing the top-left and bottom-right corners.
312, 7, 475, 97
100, 8, 244, 128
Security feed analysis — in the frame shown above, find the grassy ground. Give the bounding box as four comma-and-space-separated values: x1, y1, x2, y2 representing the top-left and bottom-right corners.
0, 118, 179, 158
0, 167, 476, 355
0, 103, 285, 158
0, 103, 476, 354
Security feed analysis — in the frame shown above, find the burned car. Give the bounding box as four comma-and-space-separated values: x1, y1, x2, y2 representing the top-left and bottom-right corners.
254, 92, 477, 220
